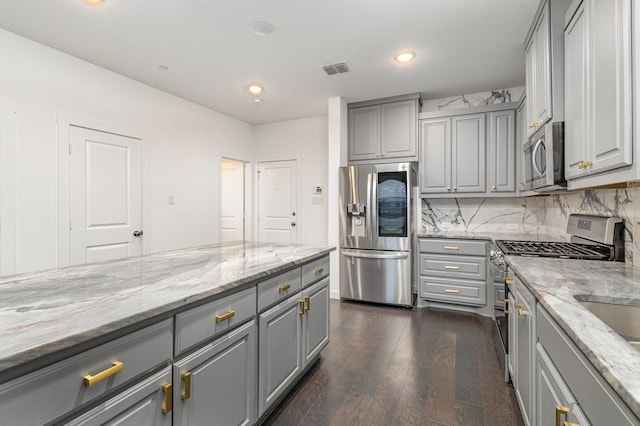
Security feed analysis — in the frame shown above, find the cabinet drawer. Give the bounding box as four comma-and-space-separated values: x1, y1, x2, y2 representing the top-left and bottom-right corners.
175, 287, 256, 354
258, 268, 302, 313
419, 238, 487, 256
301, 256, 329, 288
0, 319, 173, 426
419, 253, 486, 280
537, 306, 638, 425
419, 276, 486, 306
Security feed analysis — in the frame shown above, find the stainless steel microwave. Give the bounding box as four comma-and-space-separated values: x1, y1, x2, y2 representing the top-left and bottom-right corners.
523, 122, 566, 192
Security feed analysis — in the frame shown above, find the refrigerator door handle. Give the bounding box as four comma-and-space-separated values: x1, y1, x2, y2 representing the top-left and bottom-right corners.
342, 250, 410, 260
370, 172, 378, 244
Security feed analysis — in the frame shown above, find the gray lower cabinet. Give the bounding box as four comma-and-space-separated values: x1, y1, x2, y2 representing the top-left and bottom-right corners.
513, 276, 536, 426
537, 305, 639, 425
258, 277, 329, 417
417, 238, 488, 309
0, 319, 173, 426
65, 367, 173, 426
173, 319, 257, 426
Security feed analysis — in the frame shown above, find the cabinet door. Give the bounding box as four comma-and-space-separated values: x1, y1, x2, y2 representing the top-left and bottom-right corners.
302, 278, 330, 364
536, 344, 589, 426
515, 282, 535, 426
258, 294, 303, 417
419, 118, 451, 194
507, 287, 517, 384
349, 105, 380, 161
173, 320, 256, 426
516, 97, 528, 192
487, 110, 516, 193
564, 2, 589, 180
66, 368, 172, 426
526, 3, 552, 138
452, 114, 486, 193
380, 99, 417, 159
588, 0, 632, 174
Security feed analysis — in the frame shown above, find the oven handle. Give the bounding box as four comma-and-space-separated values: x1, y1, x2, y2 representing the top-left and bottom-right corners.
531, 138, 545, 176
342, 250, 409, 260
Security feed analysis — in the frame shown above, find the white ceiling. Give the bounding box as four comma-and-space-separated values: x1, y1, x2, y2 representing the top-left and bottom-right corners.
0, 0, 539, 125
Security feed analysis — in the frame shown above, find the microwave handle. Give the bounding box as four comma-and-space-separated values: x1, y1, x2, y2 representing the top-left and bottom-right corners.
531, 138, 545, 176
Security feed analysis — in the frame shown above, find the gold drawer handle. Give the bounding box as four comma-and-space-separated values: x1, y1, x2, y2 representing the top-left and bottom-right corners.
278, 283, 291, 292
505, 277, 513, 286
578, 160, 593, 169
529, 120, 540, 128
305, 296, 311, 312
443, 246, 459, 250
181, 371, 191, 400
444, 265, 459, 270
515, 303, 522, 309
444, 289, 460, 294
83, 361, 124, 387
299, 299, 306, 315
314, 267, 325, 275
503, 299, 509, 314
161, 382, 172, 414
555, 405, 569, 426
215, 310, 235, 322
518, 308, 530, 316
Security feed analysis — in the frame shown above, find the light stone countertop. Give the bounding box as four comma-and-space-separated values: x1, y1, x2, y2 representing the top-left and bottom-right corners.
417, 231, 640, 419
0, 241, 334, 382
506, 256, 640, 420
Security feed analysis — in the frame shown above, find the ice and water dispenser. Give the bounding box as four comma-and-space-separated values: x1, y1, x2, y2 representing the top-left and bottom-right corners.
346, 203, 367, 237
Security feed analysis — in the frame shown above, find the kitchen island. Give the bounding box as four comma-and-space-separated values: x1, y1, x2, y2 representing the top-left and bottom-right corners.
0, 241, 334, 425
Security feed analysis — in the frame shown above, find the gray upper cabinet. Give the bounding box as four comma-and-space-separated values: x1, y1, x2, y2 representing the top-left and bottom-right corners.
564, 0, 632, 183
348, 95, 420, 163
419, 118, 451, 193
452, 114, 486, 194
487, 110, 516, 193
525, 2, 552, 137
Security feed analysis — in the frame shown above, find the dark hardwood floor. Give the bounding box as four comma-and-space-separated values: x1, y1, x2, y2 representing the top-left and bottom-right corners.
262, 299, 524, 426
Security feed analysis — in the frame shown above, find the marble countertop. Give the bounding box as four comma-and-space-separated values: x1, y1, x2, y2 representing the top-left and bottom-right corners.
506, 256, 640, 419
0, 241, 334, 381
416, 230, 567, 242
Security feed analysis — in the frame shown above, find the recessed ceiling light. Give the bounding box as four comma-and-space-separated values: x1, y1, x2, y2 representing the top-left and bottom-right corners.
248, 83, 264, 95
394, 50, 416, 64
158, 65, 168, 71
251, 21, 274, 37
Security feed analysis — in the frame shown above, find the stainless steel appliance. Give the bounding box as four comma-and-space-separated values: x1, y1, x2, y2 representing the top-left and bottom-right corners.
523, 121, 566, 192
339, 162, 417, 307
491, 214, 624, 383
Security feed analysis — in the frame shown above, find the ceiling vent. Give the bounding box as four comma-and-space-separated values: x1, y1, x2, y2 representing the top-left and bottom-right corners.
322, 61, 351, 76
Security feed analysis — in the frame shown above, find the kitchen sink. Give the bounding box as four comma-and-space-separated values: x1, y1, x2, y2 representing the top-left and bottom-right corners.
577, 299, 640, 350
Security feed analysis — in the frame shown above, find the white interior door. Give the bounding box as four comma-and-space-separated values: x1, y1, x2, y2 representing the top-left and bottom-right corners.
220, 158, 245, 242
258, 160, 298, 244
69, 126, 142, 265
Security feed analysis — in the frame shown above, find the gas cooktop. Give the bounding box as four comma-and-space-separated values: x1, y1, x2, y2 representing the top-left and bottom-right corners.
494, 240, 613, 260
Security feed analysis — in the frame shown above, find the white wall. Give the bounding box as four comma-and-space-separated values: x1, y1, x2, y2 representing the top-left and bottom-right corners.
253, 116, 329, 246
0, 29, 254, 274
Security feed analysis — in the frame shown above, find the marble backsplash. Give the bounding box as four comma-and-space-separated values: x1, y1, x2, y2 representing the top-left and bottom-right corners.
421, 86, 525, 112
420, 185, 640, 264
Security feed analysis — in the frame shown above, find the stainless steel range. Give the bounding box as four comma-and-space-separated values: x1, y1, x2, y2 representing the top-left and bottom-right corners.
491, 214, 625, 383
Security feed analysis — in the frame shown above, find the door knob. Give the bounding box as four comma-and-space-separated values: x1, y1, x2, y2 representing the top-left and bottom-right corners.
133, 230, 144, 237
291, 222, 296, 227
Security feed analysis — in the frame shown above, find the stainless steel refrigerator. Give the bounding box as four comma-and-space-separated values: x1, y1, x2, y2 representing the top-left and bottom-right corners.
339, 162, 416, 307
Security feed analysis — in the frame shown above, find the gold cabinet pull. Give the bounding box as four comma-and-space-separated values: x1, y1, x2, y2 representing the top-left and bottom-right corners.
505, 277, 513, 286
314, 267, 324, 275
215, 310, 235, 323
503, 299, 509, 314
83, 361, 124, 387
583, 160, 592, 168
564, 422, 580, 426
555, 405, 570, 426
161, 382, 172, 414
181, 371, 192, 400
492, 185, 497, 190
515, 303, 522, 309
443, 246, 459, 250
444, 289, 460, 293
304, 296, 311, 312
529, 120, 540, 128
278, 283, 291, 292
299, 299, 306, 315
444, 265, 459, 270
518, 308, 530, 316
